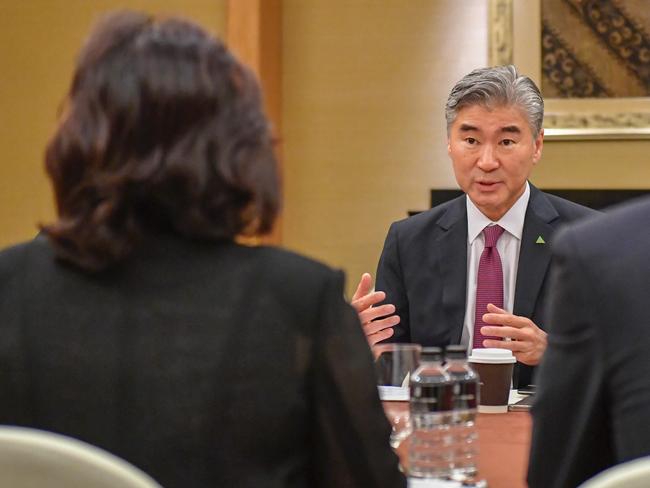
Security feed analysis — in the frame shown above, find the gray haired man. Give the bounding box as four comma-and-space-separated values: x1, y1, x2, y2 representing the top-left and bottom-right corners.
353, 65, 595, 387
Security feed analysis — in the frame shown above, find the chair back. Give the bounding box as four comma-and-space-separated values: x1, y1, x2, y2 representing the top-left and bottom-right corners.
0, 426, 162, 488
579, 456, 650, 488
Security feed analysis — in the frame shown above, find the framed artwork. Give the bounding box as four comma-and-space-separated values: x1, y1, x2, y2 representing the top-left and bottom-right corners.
488, 0, 650, 140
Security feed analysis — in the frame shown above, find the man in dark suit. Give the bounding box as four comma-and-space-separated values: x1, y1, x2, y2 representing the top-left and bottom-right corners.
353, 65, 595, 387
528, 196, 650, 487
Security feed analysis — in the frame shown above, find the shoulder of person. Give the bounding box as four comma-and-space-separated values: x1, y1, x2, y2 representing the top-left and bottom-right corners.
537, 190, 599, 220
243, 246, 351, 322
390, 193, 465, 234
0, 235, 52, 274
249, 245, 336, 274
246, 244, 344, 289
555, 195, 650, 252
0, 236, 55, 308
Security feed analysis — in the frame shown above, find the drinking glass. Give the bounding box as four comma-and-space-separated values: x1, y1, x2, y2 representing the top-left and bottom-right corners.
372, 343, 421, 448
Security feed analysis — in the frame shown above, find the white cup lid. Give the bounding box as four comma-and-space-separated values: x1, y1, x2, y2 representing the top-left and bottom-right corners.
468, 348, 516, 364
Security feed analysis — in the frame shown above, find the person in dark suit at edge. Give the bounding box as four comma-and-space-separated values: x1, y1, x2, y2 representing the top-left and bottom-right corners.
0, 11, 405, 488
528, 196, 650, 488
352, 65, 596, 388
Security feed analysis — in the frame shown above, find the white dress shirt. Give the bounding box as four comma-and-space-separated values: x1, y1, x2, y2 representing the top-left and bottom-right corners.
460, 182, 530, 349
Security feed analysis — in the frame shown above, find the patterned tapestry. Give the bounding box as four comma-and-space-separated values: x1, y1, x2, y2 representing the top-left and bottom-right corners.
541, 0, 650, 98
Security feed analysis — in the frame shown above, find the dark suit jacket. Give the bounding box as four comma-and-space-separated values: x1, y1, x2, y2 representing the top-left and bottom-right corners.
528, 196, 650, 488
376, 184, 595, 388
0, 235, 405, 488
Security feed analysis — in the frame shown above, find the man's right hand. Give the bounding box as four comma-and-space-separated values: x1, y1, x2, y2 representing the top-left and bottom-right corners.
351, 273, 400, 346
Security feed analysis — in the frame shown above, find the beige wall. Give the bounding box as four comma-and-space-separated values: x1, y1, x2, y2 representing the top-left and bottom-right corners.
282, 0, 488, 296
532, 140, 650, 189
0, 0, 225, 247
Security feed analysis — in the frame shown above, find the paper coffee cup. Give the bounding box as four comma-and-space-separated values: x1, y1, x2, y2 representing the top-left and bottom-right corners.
468, 348, 516, 413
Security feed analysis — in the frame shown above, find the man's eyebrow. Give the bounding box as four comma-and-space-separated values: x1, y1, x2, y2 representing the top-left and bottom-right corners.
501, 125, 522, 134
459, 123, 478, 131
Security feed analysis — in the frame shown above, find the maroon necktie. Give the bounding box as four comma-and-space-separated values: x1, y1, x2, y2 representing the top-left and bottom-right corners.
473, 225, 505, 349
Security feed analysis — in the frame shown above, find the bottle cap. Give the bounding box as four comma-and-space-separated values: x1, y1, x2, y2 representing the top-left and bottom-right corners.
444, 344, 468, 359
420, 347, 443, 362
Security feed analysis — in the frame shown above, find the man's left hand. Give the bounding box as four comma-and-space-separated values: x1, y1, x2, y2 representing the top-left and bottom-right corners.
480, 303, 548, 366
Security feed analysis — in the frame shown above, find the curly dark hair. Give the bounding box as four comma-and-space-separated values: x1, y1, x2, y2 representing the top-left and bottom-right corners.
42, 11, 279, 271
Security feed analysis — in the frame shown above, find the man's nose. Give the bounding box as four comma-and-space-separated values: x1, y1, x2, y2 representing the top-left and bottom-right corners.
476, 144, 499, 171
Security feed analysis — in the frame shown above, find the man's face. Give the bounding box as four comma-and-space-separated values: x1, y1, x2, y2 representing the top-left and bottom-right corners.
447, 104, 543, 221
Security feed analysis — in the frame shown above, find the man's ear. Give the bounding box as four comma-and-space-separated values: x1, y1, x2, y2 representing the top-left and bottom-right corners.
532, 128, 544, 165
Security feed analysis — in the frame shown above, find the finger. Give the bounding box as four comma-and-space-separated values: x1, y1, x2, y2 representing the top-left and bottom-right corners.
486, 303, 507, 314
481, 326, 529, 341
352, 273, 373, 303
482, 339, 525, 352
482, 312, 530, 328
363, 315, 400, 336
480, 325, 514, 338
367, 327, 394, 346
359, 303, 396, 324
351, 290, 386, 313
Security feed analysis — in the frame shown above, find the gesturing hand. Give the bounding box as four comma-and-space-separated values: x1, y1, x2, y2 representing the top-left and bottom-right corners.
351, 273, 400, 346
480, 303, 548, 365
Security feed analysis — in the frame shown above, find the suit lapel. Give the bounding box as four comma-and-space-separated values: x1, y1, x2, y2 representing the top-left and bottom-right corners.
436, 197, 468, 344
513, 185, 557, 318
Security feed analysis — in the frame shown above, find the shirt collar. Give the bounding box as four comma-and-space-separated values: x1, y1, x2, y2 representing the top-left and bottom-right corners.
466, 181, 530, 243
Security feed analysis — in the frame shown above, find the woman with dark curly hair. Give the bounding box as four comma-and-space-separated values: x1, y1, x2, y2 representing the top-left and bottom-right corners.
0, 11, 404, 488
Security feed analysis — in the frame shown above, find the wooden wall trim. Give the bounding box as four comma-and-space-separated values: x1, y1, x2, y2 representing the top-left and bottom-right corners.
227, 0, 283, 244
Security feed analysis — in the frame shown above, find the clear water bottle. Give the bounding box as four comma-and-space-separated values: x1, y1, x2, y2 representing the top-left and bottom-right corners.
444, 345, 480, 481
408, 347, 454, 479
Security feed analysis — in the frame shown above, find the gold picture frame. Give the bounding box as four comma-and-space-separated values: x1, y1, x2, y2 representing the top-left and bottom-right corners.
488, 0, 650, 140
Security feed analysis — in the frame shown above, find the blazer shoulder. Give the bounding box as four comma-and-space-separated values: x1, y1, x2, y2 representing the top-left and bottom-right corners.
253, 246, 339, 279
390, 194, 466, 235
0, 236, 52, 277
540, 191, 599, 221
555, 195, 650, 254
0, 237, 56, 313
245, 245, 346, 299
241, 246, 351, 336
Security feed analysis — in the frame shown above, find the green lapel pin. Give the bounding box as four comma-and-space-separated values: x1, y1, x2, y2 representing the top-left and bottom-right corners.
536, 235, 545, 244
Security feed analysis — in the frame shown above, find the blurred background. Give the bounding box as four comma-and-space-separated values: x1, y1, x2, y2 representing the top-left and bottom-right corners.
2, 0, 649, 296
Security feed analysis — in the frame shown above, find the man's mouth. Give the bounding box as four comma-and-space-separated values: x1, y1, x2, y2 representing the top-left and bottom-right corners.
476, 180, 501, 189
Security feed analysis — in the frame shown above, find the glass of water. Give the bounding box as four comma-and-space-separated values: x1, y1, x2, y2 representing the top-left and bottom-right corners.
372, 343, 421, 448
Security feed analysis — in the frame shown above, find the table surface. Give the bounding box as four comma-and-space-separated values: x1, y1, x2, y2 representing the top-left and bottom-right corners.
384, 402, 532, 488
476, 411, 531, 488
